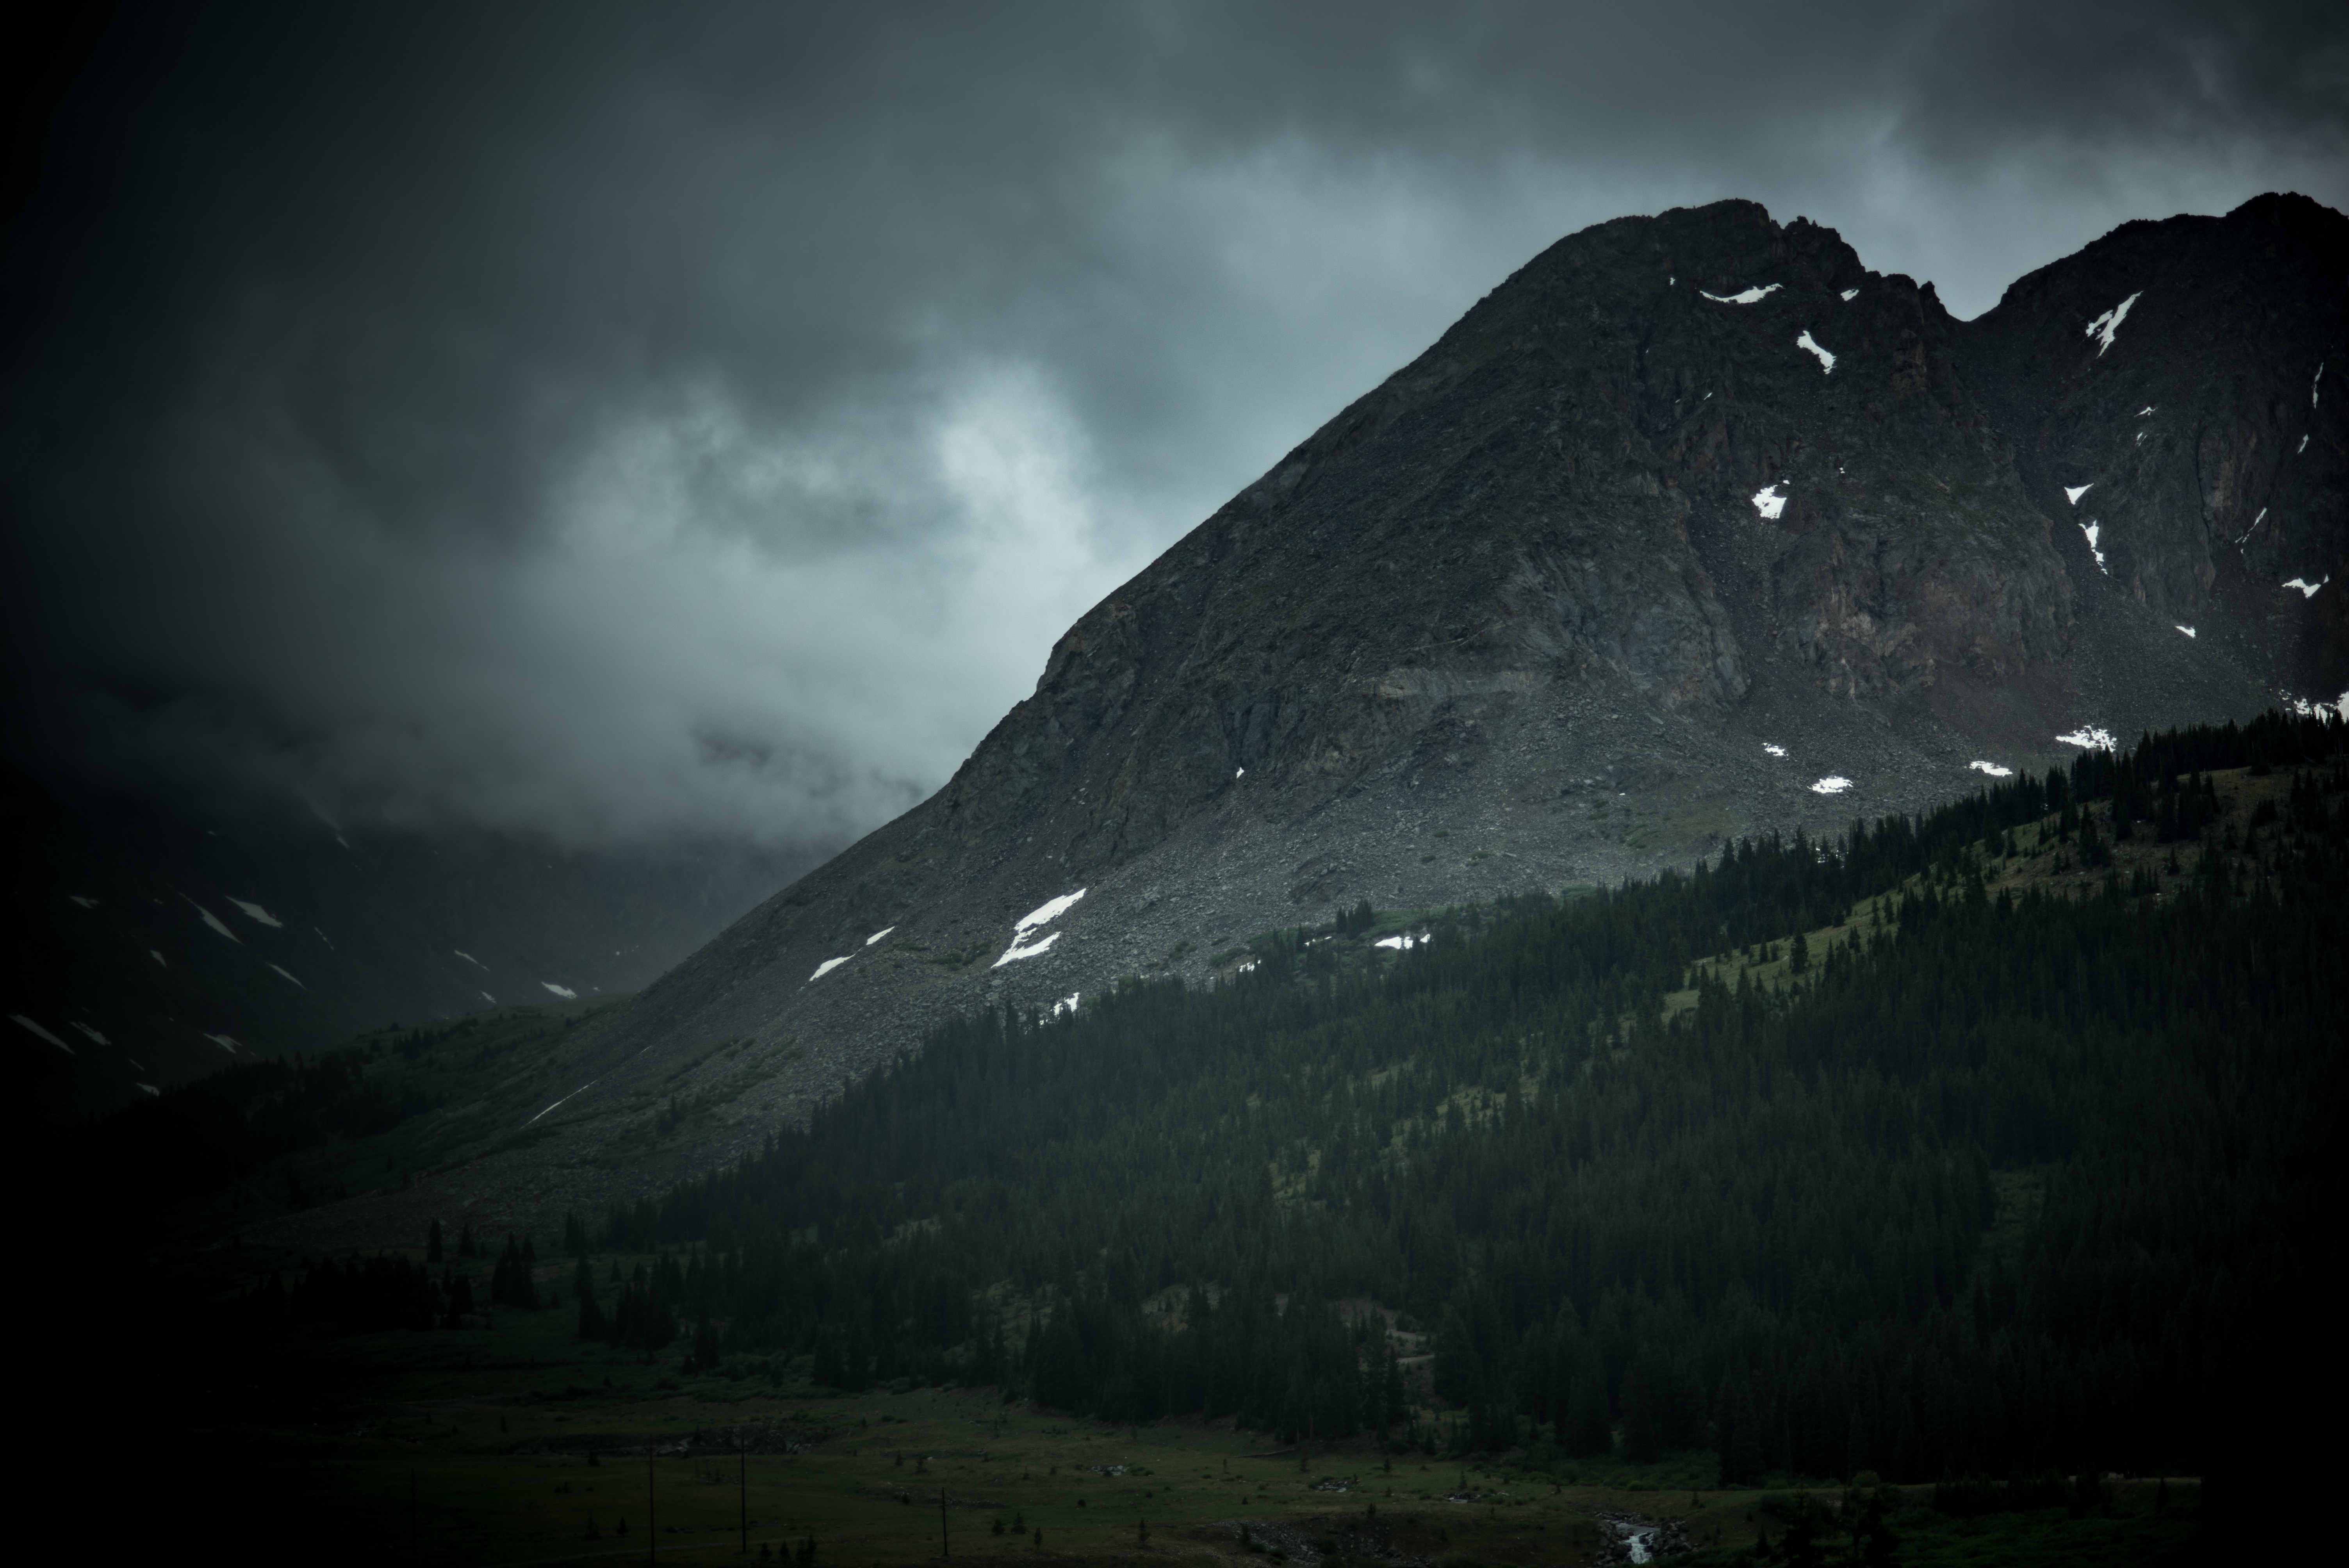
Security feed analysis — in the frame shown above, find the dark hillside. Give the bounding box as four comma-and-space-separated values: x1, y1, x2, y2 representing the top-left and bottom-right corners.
116, 711, 2343, 1499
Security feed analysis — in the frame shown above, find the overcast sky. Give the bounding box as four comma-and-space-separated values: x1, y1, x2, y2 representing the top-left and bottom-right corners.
5, 0, 2343, 855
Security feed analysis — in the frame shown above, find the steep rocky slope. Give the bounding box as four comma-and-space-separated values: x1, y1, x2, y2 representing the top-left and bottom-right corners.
256, 194, 2346, 1244
1, 767, 801, 1116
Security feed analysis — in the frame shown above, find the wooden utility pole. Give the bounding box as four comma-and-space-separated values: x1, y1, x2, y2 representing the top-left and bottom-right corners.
740, 1433, 749, 1554
939, 1486, 950, 1558
649, 1436, 658, 1566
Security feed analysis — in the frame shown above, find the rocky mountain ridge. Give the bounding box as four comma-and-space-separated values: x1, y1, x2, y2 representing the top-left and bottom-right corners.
1, 766, 802, 1117
254, 192, 2346, 1244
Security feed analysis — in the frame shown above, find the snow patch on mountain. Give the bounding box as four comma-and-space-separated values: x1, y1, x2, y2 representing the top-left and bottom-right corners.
1014, 889, 1087, 939
12, 1014, 73, 1053
994, 930, 1063, 967
187, 901, 239, 943
2080, 520, 2107, 572
2085, 292, 2141, 355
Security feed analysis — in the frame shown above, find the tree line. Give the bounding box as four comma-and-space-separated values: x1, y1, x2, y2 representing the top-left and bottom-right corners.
219, 712, 2347, 1485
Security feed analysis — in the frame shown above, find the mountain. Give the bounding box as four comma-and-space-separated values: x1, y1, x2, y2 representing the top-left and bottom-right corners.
255, 193, 2345, 1241
0, 764, 804, 1117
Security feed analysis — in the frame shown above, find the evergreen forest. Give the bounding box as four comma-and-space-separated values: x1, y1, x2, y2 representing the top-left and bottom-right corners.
206, 712, 2345, 1491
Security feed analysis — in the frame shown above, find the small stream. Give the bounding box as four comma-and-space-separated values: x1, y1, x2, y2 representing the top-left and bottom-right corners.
1594, 1511, 1689, 1563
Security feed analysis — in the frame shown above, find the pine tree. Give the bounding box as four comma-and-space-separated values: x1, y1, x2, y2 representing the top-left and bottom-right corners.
576, 1256, 608, 1339
426, 1219, 443, 1263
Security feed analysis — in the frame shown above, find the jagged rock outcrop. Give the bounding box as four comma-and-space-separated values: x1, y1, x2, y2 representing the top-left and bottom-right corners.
256, 193, 2347, 1244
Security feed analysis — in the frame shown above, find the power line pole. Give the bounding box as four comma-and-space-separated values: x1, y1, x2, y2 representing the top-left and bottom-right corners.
649, 1436, 657, 1566
939, 1486, 950, 1558
740, 1433, 749, 1555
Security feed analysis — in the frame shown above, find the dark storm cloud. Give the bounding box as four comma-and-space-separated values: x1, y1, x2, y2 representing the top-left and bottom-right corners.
5, 1, 2342, 849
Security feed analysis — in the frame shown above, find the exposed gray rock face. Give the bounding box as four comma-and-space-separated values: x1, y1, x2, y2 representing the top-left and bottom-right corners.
1963, 192, 2347, 698
258, 194, 2347, 1245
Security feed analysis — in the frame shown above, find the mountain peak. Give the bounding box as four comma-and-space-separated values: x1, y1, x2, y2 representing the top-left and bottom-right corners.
248, 196, 2347, 1242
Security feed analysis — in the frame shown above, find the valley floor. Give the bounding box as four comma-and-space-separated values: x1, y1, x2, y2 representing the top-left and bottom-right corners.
141, 1243, 2205, 1568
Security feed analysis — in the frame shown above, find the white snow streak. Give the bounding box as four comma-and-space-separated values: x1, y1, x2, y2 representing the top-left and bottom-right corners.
137, 1083, 160, 1097
228, 898, 283, 928
2315, 362, 2326, 408
1751, 483, 1788, 520
268, 962, 306, 989
187, 898, 240, 943
1763, 743, 1787, 757
68, 895, 98, 909
1796, 331, 1836, 373
2175, 624, 2196, 638
2080, 521, 2107, 573
993, 930, 1063, 967
481, 991, 497, 1005
203, 1033, 242, 1054
149, 950, 166, 967
1809, 777, 1854, 795
70, 1020, 109, 1045
1700, 283, 1780, 305
1013, 889, 1087, 939
2283, 577, 2328, 598
1052, 992, 1082, 1018
12, 1014, 73, 1053
1840, 288, 1859, 302
809, 956, 852, 982
2064, 484, 2093, 505
2303, 435, 2312, 454
864, 926, 896, 946
1969, 761, 2014, 777
527, 1075, 604, 1126
2084, 292, 2141, 355
2138, 406, 2156, 416
454, 949, 486, 969
1375, 931, 1432, 951
541, 980, 579, 1000
2056, 727, 2119, 752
